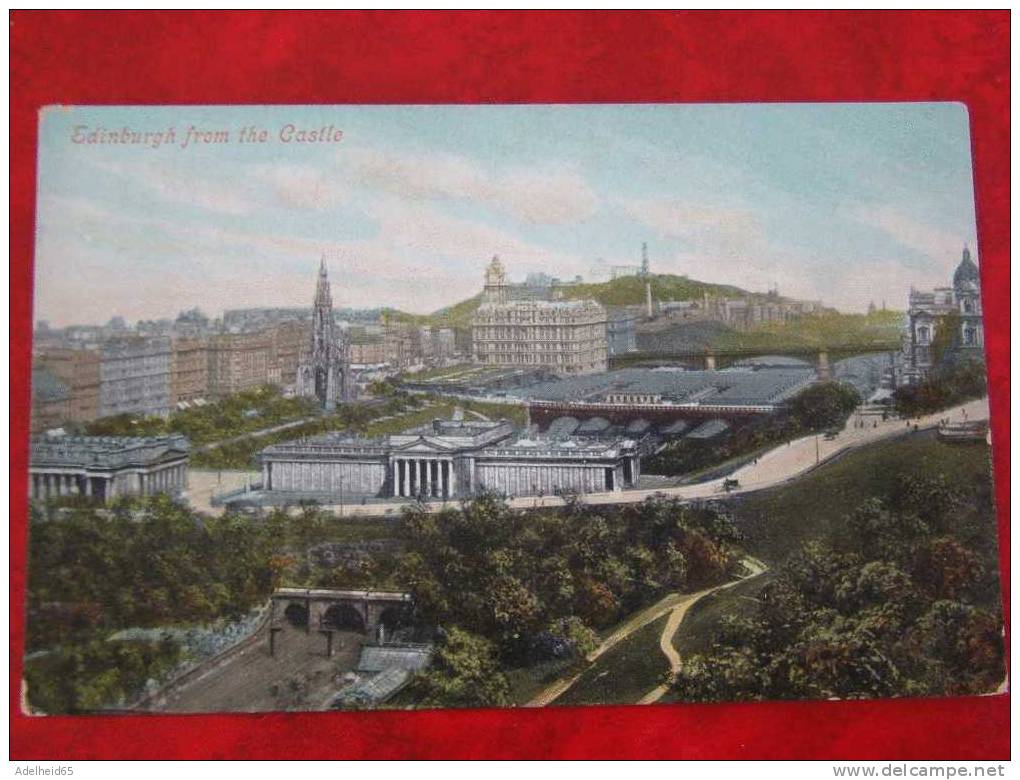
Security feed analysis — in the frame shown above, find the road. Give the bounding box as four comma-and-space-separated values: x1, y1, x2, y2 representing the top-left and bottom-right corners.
155, 621, 366, 713
218, 397, 988, 518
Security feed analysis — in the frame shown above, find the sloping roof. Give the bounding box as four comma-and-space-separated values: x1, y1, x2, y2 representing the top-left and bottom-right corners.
658, 420, 690, 436
576, 417, 612, 434
625, 418, 651, 435
357, 644, 432, 673
686, 419, 731, 439
546, 416, 580, 436
333, 667, 412, 706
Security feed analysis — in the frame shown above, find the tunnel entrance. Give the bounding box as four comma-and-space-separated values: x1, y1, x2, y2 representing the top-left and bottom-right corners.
322, 603, 366, 633
283, 602, 309, 628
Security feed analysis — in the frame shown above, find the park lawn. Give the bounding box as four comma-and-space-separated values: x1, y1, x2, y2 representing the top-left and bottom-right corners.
504, 657, 578, 706
725, 431, 996, 566
672, 574, 775, 659
460, 398, 528, 426
361, 401, 457, 436
647, 574, 774, 707
553, 613, 670, 707
644, 434, 999, 708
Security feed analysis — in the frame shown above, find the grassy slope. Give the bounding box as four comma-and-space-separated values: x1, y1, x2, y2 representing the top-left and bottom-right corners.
634, 310, 903, 357
729, 431, 997, 566
547, 433, 998, 707
553, 614, 671, 707
385, 274, 754, 330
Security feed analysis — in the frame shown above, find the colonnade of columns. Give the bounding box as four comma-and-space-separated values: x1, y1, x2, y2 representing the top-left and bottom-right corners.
391, 457, 456, 499
29, 462, 188, 502
30, 472, 93, 500
138, 463, 187, 495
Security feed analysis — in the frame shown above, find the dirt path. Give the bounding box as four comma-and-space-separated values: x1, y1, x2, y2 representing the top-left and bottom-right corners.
526, 557, 766, 707
636, 557, 768, 705
524, 591, 689, 707
194, 417, 316, 453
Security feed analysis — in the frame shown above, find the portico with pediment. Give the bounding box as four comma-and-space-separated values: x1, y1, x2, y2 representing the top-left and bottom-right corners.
254, 415, 641, 504
389, 438, 460, 499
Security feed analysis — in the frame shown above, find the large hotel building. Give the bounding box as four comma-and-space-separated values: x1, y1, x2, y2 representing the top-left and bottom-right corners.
471, 256, 608, 375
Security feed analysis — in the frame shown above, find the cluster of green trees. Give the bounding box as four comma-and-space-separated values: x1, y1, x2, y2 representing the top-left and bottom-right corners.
83, 386, 318, 445
24, 495, 293, 713
673, 472, 1004, 702
894, 359, 987, 418
26, 496, 284, 649
646, 382, 861, 477
393, 494, 745, 707
25, 636, 181, 714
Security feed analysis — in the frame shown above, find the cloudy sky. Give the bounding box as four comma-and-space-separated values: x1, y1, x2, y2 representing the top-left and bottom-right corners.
34, 103, 977, 327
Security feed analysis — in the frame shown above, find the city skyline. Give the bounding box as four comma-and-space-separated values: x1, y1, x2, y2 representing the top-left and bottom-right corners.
34, 103, 978, 327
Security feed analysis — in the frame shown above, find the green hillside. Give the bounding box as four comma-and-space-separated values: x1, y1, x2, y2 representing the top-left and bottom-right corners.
384, 274, 757, 330
559, 274, 752, 308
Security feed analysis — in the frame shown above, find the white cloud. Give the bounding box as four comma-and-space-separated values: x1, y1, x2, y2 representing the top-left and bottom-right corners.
249, 162, 350, 212
346, 146, 598, 225
622, 197, 764, 248
88, 158, 255, 216
32, 183, 595, 324
848, 203, 964, 263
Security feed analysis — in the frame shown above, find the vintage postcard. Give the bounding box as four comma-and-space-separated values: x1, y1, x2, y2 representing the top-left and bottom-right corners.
24, 103, 1004, 715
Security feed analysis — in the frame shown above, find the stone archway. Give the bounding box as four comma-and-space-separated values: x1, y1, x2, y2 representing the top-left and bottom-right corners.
378, 604, 411, 632
322, 603, 366, 633
283, 602, 309, 628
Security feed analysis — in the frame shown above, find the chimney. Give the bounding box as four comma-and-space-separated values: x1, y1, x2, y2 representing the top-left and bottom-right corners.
645, 281, 653, 319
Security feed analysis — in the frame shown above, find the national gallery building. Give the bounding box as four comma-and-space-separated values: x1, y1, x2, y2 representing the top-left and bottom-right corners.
29, 434, 190, 503
251, 418, 642, 504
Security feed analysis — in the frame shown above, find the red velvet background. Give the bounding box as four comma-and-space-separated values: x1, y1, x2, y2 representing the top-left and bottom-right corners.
9, 11, 1010, 760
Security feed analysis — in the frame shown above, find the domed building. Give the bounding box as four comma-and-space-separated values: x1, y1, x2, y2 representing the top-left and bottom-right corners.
902, 246, 984, 385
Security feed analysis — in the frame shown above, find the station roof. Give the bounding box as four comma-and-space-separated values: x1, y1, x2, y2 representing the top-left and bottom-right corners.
504, 367, 815, 408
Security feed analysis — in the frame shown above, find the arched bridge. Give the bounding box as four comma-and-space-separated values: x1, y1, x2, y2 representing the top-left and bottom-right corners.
270, 587, 413, 637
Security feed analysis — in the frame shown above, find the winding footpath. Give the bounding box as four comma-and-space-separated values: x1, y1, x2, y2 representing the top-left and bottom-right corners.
525, 556, 768, 708
636, 556, 768, 705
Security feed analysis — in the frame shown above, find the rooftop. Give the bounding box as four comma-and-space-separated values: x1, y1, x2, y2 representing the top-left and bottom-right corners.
30, 434, 190, 469
503, 366, 816, 408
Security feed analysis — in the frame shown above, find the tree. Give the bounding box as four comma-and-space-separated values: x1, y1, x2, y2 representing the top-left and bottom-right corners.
405, 627, 511, 708
787, 381, 861, 431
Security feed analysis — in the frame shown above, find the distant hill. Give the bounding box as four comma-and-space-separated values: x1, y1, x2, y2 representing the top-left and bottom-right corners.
558, 274, 756, 308
635, 309, 904, 356
383, 273, 765, 330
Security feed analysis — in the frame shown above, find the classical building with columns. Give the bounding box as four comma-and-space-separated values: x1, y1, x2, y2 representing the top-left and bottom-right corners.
254, 418, 641, 504
29, 434, 190, 503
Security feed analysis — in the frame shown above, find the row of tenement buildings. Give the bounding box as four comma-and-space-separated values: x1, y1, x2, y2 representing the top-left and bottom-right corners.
30, 274, 461, 432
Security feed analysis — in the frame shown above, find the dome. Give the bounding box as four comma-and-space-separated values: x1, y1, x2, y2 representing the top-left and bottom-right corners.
953, 246, 980, 288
